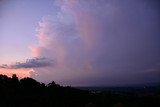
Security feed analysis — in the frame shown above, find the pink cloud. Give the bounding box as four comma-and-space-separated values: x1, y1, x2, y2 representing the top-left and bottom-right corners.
28, 0, 160, 86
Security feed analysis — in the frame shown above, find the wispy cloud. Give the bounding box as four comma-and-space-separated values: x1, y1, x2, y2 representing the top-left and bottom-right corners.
0, 57, 54, 69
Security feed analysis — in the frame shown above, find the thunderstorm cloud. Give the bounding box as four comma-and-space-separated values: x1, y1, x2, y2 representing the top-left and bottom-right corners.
28, 0, 160, 86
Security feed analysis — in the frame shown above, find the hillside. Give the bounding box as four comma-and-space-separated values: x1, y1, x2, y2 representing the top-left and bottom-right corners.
0, 74, 159, 107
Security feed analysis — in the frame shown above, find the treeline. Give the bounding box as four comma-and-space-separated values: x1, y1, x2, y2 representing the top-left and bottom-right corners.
0, 74, 160, 107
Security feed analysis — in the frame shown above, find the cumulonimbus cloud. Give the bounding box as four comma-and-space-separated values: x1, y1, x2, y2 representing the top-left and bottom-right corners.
29, 0, 160, 86
0, 57, 54, 69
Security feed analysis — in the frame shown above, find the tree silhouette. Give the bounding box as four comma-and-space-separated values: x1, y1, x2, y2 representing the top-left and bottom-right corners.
47, 81, 60, 88
0, 74, 159, 107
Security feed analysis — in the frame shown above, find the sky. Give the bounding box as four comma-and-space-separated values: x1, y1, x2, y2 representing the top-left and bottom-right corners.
0, 0, 160, 86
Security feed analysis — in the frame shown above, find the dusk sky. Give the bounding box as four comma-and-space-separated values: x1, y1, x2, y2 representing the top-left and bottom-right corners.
0, 0, 160, 86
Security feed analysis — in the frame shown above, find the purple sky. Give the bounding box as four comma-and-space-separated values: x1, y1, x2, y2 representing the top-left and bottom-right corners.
0, 0, 160, 86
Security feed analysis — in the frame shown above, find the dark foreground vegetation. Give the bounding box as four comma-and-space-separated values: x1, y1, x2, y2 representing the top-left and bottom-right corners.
0, 74, 160, 107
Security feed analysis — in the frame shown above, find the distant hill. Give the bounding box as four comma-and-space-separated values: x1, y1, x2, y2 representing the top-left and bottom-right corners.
0, 74, 160, 107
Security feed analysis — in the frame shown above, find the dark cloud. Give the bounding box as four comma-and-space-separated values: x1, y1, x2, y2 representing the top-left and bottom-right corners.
0, 57, 54, 69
